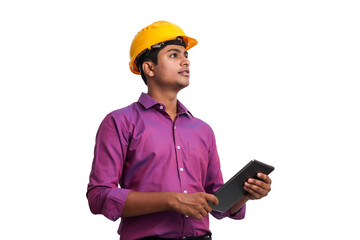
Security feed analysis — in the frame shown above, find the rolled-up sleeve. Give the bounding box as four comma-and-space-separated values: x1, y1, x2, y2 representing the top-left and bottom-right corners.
211, 204, 246, 220
86, 113, 131, 221
204, 127, 246, 220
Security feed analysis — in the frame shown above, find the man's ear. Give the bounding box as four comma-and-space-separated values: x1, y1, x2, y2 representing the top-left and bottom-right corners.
142, 61, 155, 78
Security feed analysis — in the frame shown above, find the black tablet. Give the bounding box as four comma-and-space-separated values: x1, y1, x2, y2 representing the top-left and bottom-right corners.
209, 159, 275, 212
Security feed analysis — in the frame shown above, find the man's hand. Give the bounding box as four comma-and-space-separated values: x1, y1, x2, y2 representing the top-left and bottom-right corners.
170, 192, 219, 220
244, 173, 272, 200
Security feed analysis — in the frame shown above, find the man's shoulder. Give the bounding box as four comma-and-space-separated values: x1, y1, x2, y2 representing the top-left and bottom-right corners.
188, 114, 215, 134
109, 102, 137, 117
101, 101, 141, 127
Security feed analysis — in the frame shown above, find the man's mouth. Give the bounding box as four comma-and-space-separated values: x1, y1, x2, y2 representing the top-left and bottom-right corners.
178, 69, 190, 77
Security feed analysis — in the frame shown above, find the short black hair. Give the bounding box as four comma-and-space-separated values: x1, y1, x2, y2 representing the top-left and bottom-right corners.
136, 37, 186, 85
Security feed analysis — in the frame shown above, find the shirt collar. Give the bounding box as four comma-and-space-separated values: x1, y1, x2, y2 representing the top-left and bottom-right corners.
138, 92, 193, 118
176, 99, 193, 117
138, 92, 159, 109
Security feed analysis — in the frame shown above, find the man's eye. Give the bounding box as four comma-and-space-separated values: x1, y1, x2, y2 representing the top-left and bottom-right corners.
170, 53, 177, 58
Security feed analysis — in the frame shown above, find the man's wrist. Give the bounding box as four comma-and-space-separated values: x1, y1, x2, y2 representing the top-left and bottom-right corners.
229, 195, 249, 215
166, 192, 180, 212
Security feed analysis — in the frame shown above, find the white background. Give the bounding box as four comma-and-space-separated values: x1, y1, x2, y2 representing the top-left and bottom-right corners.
1, 0, 359, 239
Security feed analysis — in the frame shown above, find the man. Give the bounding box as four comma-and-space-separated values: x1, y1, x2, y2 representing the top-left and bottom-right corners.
87, 21, 272, 240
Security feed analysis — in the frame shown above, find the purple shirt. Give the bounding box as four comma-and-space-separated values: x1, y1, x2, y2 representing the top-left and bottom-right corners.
87, 93, 246, 240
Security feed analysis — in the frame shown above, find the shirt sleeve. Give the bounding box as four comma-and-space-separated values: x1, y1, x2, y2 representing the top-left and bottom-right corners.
204, 127, 246, 220
86, 112, 131, 221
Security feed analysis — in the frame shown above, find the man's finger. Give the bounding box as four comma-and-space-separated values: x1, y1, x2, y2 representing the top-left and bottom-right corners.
204, 204, 212, 213
193, 208, 208, 219
200, 208, 208, 217
248, 178, 267, 188
257, 173, 272, 184
205, 194, 219, 205
245, 182, 269, 196
244, 186, 262, 199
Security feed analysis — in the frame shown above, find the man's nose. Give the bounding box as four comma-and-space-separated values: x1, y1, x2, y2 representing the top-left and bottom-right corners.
181, 56, 190, 66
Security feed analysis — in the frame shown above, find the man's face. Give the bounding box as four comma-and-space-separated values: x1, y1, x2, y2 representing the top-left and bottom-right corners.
151, 44, 190, 91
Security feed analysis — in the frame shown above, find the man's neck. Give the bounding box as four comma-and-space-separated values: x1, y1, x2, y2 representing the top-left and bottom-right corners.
147, 89, 178, 115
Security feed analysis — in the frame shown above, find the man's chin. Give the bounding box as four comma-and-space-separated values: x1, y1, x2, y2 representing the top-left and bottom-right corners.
177, 80, 190, 91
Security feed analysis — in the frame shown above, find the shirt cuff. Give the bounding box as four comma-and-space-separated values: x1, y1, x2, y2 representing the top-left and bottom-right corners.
103, 188, 131, 221
211, 204, 246, 220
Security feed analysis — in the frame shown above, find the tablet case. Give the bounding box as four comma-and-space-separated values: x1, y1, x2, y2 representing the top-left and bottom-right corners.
209, 159, 275, 212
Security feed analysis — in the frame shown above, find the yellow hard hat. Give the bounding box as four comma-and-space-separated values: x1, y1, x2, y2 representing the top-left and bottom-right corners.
129, 21, 198, 75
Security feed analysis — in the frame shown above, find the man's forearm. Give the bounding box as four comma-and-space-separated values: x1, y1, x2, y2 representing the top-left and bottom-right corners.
121, 191, 218, 220
121, 191, 174, 217
229, 195, 249, 215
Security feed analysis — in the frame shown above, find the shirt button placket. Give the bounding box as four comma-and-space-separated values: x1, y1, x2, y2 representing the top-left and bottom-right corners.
176, 145, 186, 194
173, 121, 188, 223
173, 121, 188, 237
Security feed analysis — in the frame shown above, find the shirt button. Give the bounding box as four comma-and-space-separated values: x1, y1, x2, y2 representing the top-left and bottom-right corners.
174, 126, 176, 130
180, 168, 183, 172
177, 146, 181, 150
184, 190, 187, 193
159, 106, 163, 110
185, 215, 189, 218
